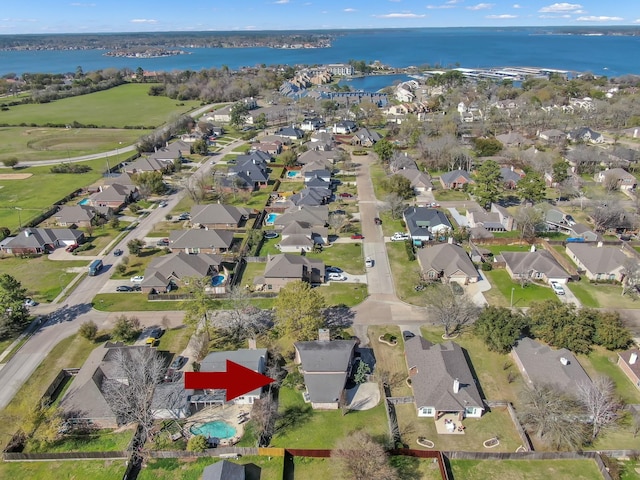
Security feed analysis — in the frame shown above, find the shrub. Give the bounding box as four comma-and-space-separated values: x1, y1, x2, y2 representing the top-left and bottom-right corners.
78, 320, 98, 341
187, 435, 208, 452
382, 333, 397, 343
481, 262, 492, 271
111, 315, 141, 343
2, 157, 18, 168
404, 240, 415, 261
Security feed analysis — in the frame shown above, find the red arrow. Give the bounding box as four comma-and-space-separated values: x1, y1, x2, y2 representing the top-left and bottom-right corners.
184, 360, 274, 402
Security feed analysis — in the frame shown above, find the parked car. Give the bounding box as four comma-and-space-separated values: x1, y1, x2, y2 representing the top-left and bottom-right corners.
113, 249, 123, 256
170, 355, 188, 370
130, 275, 144, 283
403, 331, 415, 340
159, 201, 168, 207
351, 233, 364, 240
177, 213, 190, 221
429, 202, 441, 208
163, 369, 183, 382
365, 257, 374, 268
331, 209, 347, 216
65, 243, 79, 253
327, 272, 347, 281
391, 232, 410, 241
156, 238, 170, 247
325, 266, 343, 274
374, 217, 382, 225
116, 285, 133, 292
24, 298, 38, 307
339, 192, 354, 198
551, 281, 565, 295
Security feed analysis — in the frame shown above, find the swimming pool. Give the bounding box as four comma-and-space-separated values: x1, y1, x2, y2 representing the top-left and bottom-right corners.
78, 198, 90, 205
265, 213, 279, 225
190, 421, 237, 439
286, 170, 300, 178
211, 274, 226, 287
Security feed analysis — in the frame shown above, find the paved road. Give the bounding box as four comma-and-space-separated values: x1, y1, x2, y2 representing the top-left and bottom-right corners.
0, 137, 245, 410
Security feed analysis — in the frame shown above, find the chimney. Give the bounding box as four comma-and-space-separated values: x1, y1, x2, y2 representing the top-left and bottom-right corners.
453, 378, 460, 394
560, 357, 569, 366
318, 328, 330, 342
24, 230, 31, 237
630, 352, 638, 365
248, 338, 257, 350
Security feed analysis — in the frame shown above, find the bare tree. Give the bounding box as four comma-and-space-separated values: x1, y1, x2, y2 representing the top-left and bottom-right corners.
210, 287, 271, 347
328, 213, 350, 234
621, 257, 640, 297
423, 283, 480, 337
102, 348, 170, 446
576, 376, 621, 440
331, 430, 399, 480
588, 199, 626, 232
602, 171, 621, 192
513, 206, 544, 240
383, 193, 406, 220
190, 330, 210, 362
251, 394, 278, 447
518, 383, 589, 451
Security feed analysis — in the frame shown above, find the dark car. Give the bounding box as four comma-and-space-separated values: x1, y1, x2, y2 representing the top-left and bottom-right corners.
351, 233, 364, 240
325, 266, 343, 274
331, 209, 346, 216
170, 355, 188, 370
65, 243, 79, 253
163, 369, 183, 383
177, 213, 190, 221
374, 217, 382, 225
116, 285, 132, 292
113, 249, 123, 256
339, 192, 354, 198
156, 238, 170, 247
131, 284, 142, 292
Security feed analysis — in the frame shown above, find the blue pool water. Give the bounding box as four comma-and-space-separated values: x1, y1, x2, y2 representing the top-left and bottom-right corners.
265, 213, 279, 225
286, 170, 299, 178
211, 274, 225, 287
78, 198, 90, 205
190, 421, 237, 439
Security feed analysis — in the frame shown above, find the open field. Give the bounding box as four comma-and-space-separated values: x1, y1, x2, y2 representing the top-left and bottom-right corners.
0, 83, 201, 128
0, 126, 147, 163
449, 459, 605, 480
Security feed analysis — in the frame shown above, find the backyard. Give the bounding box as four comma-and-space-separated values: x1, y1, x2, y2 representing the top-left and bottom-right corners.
138, 456, 283, 480
0, 460, 127, 480
449, 458, 605, 480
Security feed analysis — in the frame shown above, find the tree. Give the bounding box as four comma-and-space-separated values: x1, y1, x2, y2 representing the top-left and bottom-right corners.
103, 348, 178, 447
472, 159, 502, 208
274, 281, 326, 341
516, 171, 546, 204
2, 157, 18, 168
383, 193, 406, 220
373, 138, 395, 164
473, 306, 527, 354
354, 360, 371, 384
552, 160, 569, 185
592, 310, 632, 350
576, 376, 621, 441
588, 199, 627, 232
251, 394, 279, 447
278, 149, 297, 167
254, 112, 268, 131
473, 137, 503, 157
513, 205, 544, 240
132, 171, 166, 197
518, 383, 589, 450
127, 238, 145, 256
111, 315, 141, 342
423, 284, 480, 337
186, 435, 208, 452
182, 276, 221, 334
109, 216, 120, 230
192, 138, 208, 155
0, 274, 29, 339
78, 320, 98, 341
381, 174, 414, 200
210, 287, 270, 348
230, 102, 249, 128
331, 431, 399, 480
527, 301, 594, 354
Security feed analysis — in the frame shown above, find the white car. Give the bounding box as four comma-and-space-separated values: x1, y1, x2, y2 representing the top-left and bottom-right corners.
550, 281, 565, 295
327, 272, 347, 281
365, 257, 374, 268
130, 275, 145, 283
391, 232, 410, 242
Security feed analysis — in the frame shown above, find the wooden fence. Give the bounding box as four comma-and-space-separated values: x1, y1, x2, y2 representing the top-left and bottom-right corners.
3, 451, 129, 461
486, 400, 533, 452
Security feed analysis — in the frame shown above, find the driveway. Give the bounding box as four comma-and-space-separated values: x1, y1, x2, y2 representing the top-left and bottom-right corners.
345, 382, 380, 410
558, 284, 581, 307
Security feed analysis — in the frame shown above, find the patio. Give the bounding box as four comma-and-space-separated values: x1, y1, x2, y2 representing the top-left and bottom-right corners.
434, 413, 465, 435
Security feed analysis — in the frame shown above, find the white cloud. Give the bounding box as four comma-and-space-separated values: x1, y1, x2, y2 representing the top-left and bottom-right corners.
446, 0, 463, 3
130, 19, 158, 24
486, 14, 517, 19
426, 4, 455, 9
374, 12, 427, 18
512, 4, 522, 8
467, 3, 494, 11
344, 8, 357, 12
539, 14, 571, 18
274, 0, 289, 4
538, 3, 582, 13
576, 15, 623, 21
634, 19, 640, 24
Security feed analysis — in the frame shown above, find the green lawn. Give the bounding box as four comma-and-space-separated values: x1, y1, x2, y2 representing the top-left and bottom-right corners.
483, 269, 558, 308
379, 211, 406, 237
579, 346, 640, 405
387, 242, 425, 305
369, 326, 412, 397
433, 188, 469, 201
156, 325, 194, 354
24, 429, 133, 453
449, 459, 604, 480
567, 279, 639, 309
0, 126, 147, 163
306, 243, 366, 275
92, 293, 183, 312
0, 83, 200, 128
271, 387, 389, 448
317, 282, 368, 307
138, 456, 283, 480
0, 460, 127, 480
0, 255, 86, 302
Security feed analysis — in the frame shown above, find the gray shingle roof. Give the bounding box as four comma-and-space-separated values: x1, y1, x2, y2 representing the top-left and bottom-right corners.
404, 337, 483, 412
566, 243, 630, 276
168, 229, 234, 250
501, 250, 569, 279
417, 244, 478, 280
190, 204, 250, 226
145, 252, 221, 281
202, 460, 245, 480
263, 253, 324, 279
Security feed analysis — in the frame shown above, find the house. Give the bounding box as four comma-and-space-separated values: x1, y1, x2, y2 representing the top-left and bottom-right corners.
297, 150, 336, 167
274, 126, 304, 140
190, 204, 251, 230
274, 205, 329, 230
466, 209, 506, 232
403, 206, 453, 242
168, 229, 235, 254
294, 334, 357, 410
396, 169, 433, 193
201, 461, 246, 480
496, 132, 532, 148
538, 129, 566, 143
300, 158, 333, 175
512, 337, 592, 396
300, 117, 325, 131
59, 343, 168, 428
440, 170, 475, 190
499, 167, 525, 189
566, 243, 631, 282
490, 203, 517, 231
148, 140, 192, 162
288, 187, 331, 207
389, 152, 418, 173
416, 243, 479, 285
255, 253, 324, 292
251, 140, 282, 156
53, 205, 96, 227
200, 347, 268, 405
2, 228, 84, 255
277, 221, 328, 253
303, 169, 331, 185
351, 128, 382, 147
617, 348, 640, 390
88, 183, 137, 211
404, 336, 484, 419
594, 168, 637, 191
150, 382, 192, 420
568, 127, 604, 144
141, 252, 222, 294
227, 157, 270, 191
501, 249, 569, 284
332, 120, 357, 134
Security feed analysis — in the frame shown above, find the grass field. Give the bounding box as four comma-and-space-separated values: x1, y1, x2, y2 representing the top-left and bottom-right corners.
449, 459, 604, 480
138, 456, 283, 480
0, 84, 201, 128
0, 460, 127, 480
484, 269, 558, 307
0, 126, 147, 163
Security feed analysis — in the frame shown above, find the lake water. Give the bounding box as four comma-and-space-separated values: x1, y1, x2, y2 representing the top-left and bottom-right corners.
1, 28, 640, 78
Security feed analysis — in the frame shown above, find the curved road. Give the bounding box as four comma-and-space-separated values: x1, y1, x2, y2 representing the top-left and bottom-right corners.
0, 137, 245, 410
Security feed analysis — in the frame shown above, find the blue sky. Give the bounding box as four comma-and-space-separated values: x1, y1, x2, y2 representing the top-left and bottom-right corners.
1, 1, 639, 34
